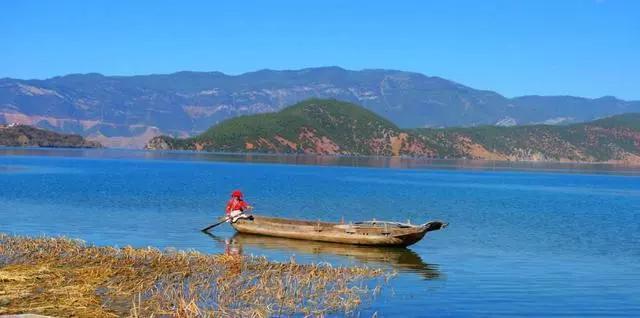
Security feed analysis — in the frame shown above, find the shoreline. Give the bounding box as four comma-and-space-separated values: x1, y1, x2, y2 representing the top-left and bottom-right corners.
2, 147, 640, 176
0, 234, 386, 317
3, 145, 640, 166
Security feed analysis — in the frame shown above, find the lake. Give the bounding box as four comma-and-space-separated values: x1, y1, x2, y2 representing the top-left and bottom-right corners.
1, 148, 639, 317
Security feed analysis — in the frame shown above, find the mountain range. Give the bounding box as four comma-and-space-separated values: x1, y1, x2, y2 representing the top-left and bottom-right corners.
146, 99, 640, 164
2, 67, 639, 148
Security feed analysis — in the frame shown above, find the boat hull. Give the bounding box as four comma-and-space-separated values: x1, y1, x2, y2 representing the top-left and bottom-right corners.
231, 215, 446, 247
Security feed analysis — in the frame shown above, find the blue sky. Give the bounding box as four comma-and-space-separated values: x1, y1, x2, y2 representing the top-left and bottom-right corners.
1, 0, 638, 99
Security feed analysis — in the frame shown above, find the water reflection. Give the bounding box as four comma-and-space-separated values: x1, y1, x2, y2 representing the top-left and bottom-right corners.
2, 147, 639, 174
0, 165, 30, 173
203, 232, 441, 280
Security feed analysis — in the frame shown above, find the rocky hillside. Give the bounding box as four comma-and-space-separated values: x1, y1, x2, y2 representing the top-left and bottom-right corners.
413, 113, 640, 163
146, 99, 640, 164
146, 99, 429, 156
0, 124, 102, 148
2, 67, 639, 148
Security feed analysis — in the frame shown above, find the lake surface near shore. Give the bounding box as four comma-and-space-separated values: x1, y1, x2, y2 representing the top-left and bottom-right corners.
1, 148, 639, 316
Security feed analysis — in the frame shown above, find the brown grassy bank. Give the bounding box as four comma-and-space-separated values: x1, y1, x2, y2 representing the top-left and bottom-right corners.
0, 234, 388, 317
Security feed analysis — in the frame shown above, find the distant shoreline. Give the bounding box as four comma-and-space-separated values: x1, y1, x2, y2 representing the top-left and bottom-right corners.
0, 124, 102, 149
4, 144, 640, 165
2, 147, 640, 176
142, 147, 640, 166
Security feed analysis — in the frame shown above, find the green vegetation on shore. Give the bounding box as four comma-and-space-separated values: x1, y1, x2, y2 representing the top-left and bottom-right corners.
0, 234, 385, 317
197, 98, 397, 152
146, 99, 640, 164
413, 113, 640, 162
0, 124, 102, 148
147, 99, 411, 155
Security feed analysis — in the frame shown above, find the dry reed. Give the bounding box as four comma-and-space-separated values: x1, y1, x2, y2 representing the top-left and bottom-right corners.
0, 234, 387, 317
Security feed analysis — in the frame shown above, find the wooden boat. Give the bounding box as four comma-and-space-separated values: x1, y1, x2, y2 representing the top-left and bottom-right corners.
230, 215, 447, 247
229, 233, 441, 279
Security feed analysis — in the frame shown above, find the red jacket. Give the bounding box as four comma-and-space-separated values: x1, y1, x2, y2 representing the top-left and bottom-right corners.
226, 198, 249, 214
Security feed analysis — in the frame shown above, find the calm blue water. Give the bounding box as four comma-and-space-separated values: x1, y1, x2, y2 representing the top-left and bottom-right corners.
1, 148, 639, 317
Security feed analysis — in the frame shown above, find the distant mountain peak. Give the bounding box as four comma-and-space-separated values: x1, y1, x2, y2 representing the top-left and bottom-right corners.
53, 72, 106, 80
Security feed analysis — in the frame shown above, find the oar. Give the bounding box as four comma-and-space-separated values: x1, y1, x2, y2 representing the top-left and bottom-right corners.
201, 217, 229, 232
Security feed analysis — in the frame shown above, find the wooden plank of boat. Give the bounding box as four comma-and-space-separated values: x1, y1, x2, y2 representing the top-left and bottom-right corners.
231, 215, 447, 247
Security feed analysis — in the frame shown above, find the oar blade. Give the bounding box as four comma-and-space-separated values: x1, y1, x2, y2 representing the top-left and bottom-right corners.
201, 217, 228, 232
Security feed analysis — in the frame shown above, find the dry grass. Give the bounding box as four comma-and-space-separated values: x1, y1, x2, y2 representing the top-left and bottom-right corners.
0, 234, 388, 317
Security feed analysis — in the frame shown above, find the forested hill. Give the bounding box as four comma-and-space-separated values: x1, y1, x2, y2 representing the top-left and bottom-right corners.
0, 124, 102, 148
413, 113, 640, 163
146, 99, 429, 156
146, 99, 640, 164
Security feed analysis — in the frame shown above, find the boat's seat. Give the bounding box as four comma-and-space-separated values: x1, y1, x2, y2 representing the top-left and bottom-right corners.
353, 221, 414, 228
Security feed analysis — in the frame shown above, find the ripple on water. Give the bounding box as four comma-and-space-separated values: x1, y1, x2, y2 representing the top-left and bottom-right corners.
1, 149, 639, 317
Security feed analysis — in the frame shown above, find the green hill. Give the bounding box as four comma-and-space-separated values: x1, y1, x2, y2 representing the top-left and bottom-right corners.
146, 100, 640, 164
0, 124, 102, 148
413, 113, 640, 162
146, 99, 428, 156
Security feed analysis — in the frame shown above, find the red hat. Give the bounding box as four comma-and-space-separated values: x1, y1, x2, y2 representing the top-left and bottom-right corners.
231, 190, 243, 198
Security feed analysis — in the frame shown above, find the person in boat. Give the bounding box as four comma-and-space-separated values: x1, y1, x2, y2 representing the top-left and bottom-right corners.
226, 190, 252, 223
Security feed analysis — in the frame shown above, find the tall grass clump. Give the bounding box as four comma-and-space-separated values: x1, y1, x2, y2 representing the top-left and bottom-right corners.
0, 234, 388, 317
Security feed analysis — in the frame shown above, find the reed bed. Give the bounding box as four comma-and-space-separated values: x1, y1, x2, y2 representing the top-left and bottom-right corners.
0, 234, 388, 317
